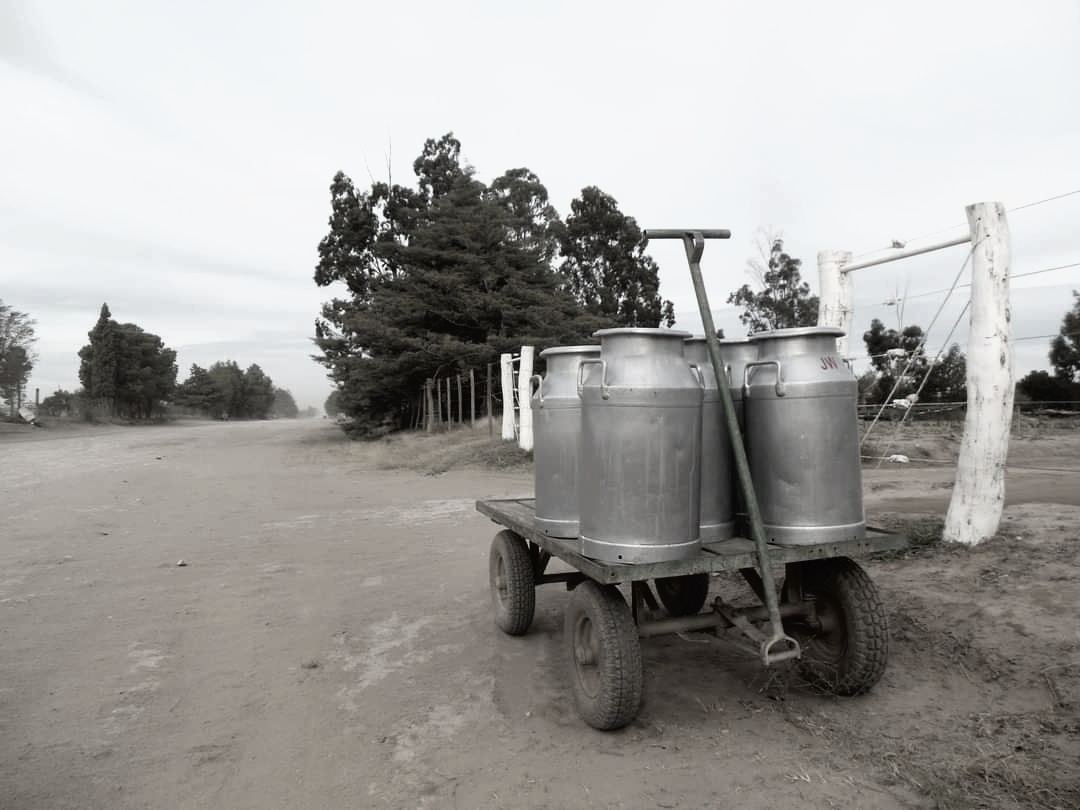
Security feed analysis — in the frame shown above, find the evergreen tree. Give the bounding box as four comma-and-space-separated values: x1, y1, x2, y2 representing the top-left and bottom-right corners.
555, 186, 675, 328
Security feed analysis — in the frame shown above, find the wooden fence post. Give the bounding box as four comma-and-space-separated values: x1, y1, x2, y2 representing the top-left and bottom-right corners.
425, 379, 435, 433
500, 353, 515, 440
943, 202, 1013, 546
487, 362, 494, 436
469, 369, 476, 428
517, 346, 534, 451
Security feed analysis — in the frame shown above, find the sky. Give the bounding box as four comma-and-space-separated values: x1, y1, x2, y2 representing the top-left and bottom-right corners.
2, 0, 1078, 411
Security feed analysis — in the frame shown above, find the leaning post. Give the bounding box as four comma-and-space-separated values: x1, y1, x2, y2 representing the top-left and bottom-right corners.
943, 202, 1013, 546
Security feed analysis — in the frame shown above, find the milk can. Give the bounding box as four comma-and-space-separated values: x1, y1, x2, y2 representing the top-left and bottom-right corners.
578, 328, 703, 563
744, 326, 865, 545
684, 337, 736, 542
532, 345, 600, 538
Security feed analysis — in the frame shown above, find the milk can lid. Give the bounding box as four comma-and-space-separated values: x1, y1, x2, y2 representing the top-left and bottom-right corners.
749, 326, 845, 341
539, 345, 601, 358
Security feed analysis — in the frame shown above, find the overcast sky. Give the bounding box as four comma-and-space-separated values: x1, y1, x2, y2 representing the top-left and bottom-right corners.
2, 0, 1078, 410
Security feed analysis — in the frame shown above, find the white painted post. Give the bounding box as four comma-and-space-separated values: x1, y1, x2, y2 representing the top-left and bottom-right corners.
517, 345, 534, 451
817, 249, 854, 358
500, 353, 515, 440
943, 202, 1013, 546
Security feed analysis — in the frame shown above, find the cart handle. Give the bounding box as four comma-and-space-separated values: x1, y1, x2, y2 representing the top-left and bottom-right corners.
743, 359, 786, 397
577, 358, 608, 399
644, 229, 732, 241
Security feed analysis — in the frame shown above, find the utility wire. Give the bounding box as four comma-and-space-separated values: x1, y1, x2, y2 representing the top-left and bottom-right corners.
860, 242, 978, 447
849, 189, 1080, 261
855, 260, 1079, 307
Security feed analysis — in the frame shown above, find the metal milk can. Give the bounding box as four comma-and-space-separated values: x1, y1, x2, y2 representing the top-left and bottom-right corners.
578, 328, 703, 563
684, 336, 736, 541
531, 345, 600, 538
744, 326, 865, 545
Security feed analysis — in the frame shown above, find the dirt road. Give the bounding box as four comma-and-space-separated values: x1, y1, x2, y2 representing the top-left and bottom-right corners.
2, 419, 1077, 809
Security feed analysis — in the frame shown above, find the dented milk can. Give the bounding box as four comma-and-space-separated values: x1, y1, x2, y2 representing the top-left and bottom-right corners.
532, 345, 600, 538
578, 328, 703, 563
744, 326, 865, 545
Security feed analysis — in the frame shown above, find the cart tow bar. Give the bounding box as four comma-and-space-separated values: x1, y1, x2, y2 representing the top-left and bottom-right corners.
644, 229, 801, 668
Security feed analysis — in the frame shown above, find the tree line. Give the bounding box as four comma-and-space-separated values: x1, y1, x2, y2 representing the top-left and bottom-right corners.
0, 298, 37, 415
30, 302, 301, 421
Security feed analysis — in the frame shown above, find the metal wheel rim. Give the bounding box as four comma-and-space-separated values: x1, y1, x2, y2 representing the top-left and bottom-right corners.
571, 613, 601, 697
805, 594, 846, 664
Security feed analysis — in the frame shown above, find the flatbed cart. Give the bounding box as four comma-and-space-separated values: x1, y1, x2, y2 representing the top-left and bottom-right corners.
478, 497, 906, 730
480, 229, 907, 730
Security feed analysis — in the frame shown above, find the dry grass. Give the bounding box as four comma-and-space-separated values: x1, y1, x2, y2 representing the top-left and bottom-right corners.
362, 426, 534, 475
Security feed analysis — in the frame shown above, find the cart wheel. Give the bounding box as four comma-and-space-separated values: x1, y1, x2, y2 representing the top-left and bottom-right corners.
489, 530, 535, 636
784, 557, 889, 696
654, 573, 710, 617
565, 581, 643, 731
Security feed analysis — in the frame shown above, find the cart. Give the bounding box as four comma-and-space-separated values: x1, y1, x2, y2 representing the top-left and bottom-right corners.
479, 230, 907, 730
478, 498, 905, 730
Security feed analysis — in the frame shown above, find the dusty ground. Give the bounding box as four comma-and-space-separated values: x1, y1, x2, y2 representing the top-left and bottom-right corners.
1, 418, 1077, 809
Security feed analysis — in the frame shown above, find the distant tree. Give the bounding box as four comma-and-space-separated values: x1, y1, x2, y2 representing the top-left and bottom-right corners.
174, 364, 225, 414
0, 299, 38, 414
324, 389, 342, 418
1017, 370, 1080, 403
241, 365, 275, 419
270, 387, 299, 418
39, 389, 83, 418
727, 238, 819, 333
78, 304, 176, 418
300, 405, 318, 418
860, 319, 967, 405
1049, 290, 1080, 382
555, 186, 674, 328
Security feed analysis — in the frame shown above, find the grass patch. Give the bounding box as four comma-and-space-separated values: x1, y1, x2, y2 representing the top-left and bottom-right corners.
868, 514, 945, 560
366, 427, 533, 475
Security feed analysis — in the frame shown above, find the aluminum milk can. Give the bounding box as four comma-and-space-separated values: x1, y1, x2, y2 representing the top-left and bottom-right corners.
684, 337, 736, 542
532, 345, 600, 538
578, 328, 703, 563
744, 326, 865, 545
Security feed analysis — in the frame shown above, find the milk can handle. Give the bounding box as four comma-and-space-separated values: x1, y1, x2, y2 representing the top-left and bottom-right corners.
688, 362, 705, 389
577, 358, 609, 399
743, 359, 786, 397
530, 374, 543, 403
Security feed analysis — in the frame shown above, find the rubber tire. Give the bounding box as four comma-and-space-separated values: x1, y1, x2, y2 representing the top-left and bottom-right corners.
489, 530, 536, 636
565, 581, 643, 730
654, 573, 710, 617
784, 557, 889, 696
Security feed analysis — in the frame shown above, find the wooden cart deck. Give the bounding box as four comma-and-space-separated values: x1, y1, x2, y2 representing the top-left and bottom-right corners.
476, 498, 907, 585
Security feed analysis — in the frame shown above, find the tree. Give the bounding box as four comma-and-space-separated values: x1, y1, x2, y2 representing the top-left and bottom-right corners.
555, 186, 674, 328
174, 365, 225, 414
727, 238, 819, 333
39, 389, 81, 417
1017, 370, 1079, 403
1049, 290, 1080, 382
78, 304, 176, 418
313, 134, 602, 435
270, 388, 299, 418
241, 365, 274, 419
860, 318, 967, 405
0, 299, 38, 414
324, 390, 342, 418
